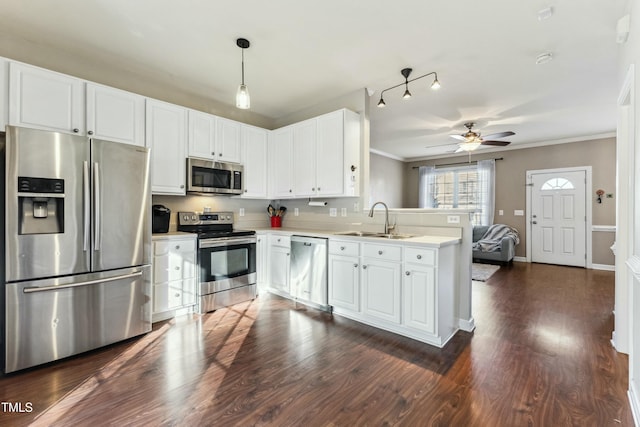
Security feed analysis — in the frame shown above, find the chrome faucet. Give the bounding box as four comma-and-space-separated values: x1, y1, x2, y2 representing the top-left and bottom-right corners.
368, 201, 395, 234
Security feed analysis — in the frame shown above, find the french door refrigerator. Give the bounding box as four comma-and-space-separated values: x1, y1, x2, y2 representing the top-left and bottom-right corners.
1, 126, 152, 373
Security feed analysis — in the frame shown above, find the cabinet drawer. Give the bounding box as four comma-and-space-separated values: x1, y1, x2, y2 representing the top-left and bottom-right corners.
153, 282, 184, 312
268, 234, 290, 247
153, 253, 196, 283
363, 244, 402, 262
404, 247, 436, 266
154, 238, 196, 256
329, 240, 359, 256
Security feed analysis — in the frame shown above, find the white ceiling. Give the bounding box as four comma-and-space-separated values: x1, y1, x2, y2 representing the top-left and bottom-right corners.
0, 0, 628, 161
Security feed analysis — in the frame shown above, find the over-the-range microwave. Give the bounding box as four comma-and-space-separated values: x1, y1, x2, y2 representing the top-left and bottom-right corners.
186, 157, 243, 195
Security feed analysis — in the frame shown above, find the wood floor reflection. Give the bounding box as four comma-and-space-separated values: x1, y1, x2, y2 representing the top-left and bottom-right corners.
0, 263, 633, 426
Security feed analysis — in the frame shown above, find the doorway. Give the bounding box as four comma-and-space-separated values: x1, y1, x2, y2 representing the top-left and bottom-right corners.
526, 167, 591, 268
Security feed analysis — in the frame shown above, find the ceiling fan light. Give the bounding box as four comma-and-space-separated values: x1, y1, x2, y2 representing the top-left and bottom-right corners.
236, 84, 250, 109
403, 88, 412, 99
377, 97, 386, 108
459, 141, 481, 152
430, 77, 441, 90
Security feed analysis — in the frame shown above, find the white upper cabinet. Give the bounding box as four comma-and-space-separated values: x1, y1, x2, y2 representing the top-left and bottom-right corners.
269, 126, 295, 199
187, 112, 242, 164
146, 99, 187, 195
292, 118, 317, 197
188, 109, 216, 159
86, 82, 145, 146
215, 117, 242, 163
241, 124, 268, 198
9, 61, 84, 135
0, 58, 8, 130
316, 110, 346, 196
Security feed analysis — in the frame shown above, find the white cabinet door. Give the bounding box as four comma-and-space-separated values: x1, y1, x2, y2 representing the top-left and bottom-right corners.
0, 58, 8, 130
256, 235, 268, 290
188, 109, 216, 159
292, 119, 317, 197
402, 264, 436, 334
9, 61, 84, 134
146, 99, 187, 195
316, 110, 344, 196
216, 117, 242, 163
86, 83, 145, 146
361, 258, 401, 324
269, 127, 294, 198
241, 125, 268, 198
328, 254, 360, 311
269, 245, 290, 294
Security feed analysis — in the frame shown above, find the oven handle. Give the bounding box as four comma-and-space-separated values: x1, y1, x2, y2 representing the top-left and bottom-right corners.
199, 237, 257, 249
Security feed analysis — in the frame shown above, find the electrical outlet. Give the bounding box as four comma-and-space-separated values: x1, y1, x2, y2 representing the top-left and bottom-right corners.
239, 208, 245, 217
514, 210, 524, 216
294, 207, 299, 216
329, 208, 337, 217
498, 209, 504, 216
341, 208, 347, 217
447, 215, 460, 224
606, 193, 614, 198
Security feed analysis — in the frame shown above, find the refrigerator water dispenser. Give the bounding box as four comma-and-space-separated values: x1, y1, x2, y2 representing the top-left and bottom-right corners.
17, 177, 65, 235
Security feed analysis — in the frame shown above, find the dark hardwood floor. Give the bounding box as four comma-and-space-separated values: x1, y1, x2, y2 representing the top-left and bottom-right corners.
0, 263, 633, 426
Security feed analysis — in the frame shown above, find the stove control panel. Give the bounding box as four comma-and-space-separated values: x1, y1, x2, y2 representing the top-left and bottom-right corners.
178, 211, 233, 226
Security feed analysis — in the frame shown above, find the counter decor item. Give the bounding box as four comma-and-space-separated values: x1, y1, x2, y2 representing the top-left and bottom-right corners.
268, 204, 286, 228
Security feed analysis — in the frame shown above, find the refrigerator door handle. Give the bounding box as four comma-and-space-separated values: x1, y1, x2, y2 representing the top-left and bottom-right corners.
23, 271, 143, 293
83, 161, 90, 251
93, 162, 101, 251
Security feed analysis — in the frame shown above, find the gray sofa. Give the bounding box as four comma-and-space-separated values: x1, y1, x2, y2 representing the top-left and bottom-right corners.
472, 225, 517, 265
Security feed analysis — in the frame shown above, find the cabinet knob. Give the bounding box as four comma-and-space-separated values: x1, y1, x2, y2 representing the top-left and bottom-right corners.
245, 189, 248, 193
212, 152, 215, 155
175, 293, 180, 297
416, 254, 422, 260
340, 246, 345, 251
287, 253, 290, 256
405, 271, 411, 276
175, 266, 180, 270
88, 130, 94, 135
312, 187, 315, 191
176, 245, 180, 249
362, 265, 367, 269
72, 128, 79, 133
180, 184, 185, 189
318, 187, 321, 191
378, 250, 383, 255
289, 189, 292, 193
353, 263, 358, 268
219, 153, 222, 156
277, 238, 281, 242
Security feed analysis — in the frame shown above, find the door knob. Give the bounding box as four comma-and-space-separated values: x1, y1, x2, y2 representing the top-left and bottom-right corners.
405, 271, 410, 276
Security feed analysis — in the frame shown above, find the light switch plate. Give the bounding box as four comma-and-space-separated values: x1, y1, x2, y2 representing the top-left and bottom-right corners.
447, 215, 460, 224
294, 208, 299, 216
514, 209, 524, 216
329, 208, 337, 217
341, 208, 347, 217
498, 210, 504, 216
239, 208, 245, 217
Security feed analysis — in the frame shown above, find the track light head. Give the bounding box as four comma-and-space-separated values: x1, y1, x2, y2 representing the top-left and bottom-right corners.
431, 76, 441, 90
376, 68, 440, 107
377, 97, 386, 108
403, 88, 411, 99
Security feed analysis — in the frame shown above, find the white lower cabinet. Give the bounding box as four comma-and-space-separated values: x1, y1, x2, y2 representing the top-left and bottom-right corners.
328, 254, 360, 311
361, 258, 401, 324
402, 263, 436, 334
256, 233, 268, 292
268, 234, 291, 295
152, 234, 197, 322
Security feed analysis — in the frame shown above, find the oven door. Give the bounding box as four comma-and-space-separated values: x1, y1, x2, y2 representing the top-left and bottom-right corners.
198, 236, 257, 294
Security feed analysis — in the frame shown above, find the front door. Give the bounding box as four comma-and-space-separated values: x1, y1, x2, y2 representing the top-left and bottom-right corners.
530, 169, 587, 267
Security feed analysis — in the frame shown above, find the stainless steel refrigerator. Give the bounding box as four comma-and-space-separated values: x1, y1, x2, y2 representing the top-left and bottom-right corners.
1, 126, 152, 373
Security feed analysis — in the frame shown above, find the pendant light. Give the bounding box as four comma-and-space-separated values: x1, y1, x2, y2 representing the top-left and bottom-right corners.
377, 68, 440, 108
236, 38, 250, 110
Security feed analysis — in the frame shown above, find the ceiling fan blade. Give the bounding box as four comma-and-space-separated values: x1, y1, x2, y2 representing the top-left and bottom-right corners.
454, 146, 465, 153
481, 140, 511, 146
449, 134, 467, 141
482, 131, 515, 140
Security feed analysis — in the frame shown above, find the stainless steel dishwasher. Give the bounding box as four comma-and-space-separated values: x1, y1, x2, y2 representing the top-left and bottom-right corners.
290, 235, 330, 311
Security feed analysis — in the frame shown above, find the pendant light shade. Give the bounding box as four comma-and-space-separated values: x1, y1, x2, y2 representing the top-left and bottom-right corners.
235, 38, 251, 110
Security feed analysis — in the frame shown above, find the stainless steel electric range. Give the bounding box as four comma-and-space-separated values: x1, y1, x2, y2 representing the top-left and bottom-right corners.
177, 211, 257, 313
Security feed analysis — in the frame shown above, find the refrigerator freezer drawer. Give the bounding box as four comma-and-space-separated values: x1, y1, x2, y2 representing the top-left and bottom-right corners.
4, 266, 152, 373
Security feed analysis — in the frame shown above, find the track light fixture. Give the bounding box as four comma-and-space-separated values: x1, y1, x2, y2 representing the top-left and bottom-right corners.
377, 68, 440, 108
235, 38, 250, 109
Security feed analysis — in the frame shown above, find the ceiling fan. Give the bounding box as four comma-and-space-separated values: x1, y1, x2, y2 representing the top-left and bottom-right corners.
450, 122, 515, 152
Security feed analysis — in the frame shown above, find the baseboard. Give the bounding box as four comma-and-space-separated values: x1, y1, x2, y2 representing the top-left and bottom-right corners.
629, 380, 640, 427
458, 317, 476, 332
592, 263, 615, 271
513, 256, 527, 263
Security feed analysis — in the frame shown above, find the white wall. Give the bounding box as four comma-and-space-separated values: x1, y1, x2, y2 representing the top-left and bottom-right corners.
617, 0, 640, 423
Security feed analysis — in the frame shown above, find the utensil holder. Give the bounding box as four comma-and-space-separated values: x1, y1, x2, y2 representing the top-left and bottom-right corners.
270, 216, 282, 228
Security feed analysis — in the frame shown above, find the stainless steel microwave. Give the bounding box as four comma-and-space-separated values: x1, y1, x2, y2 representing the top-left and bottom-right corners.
186, 158, 243, 195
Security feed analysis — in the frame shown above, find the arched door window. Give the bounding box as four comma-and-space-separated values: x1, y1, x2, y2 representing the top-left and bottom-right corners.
540, 177, 575, 190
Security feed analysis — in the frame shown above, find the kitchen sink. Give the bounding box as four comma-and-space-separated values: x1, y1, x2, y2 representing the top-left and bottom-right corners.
333, 231, 381, 237
373, 233, 416, 239
333, 231, 416, 239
